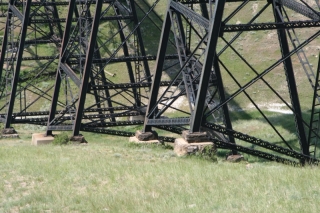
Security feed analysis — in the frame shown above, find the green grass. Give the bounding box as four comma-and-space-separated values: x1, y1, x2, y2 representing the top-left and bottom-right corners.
0, 131, 320, 213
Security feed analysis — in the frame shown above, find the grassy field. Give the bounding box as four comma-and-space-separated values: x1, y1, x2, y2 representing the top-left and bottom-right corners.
0, 130, 320, 213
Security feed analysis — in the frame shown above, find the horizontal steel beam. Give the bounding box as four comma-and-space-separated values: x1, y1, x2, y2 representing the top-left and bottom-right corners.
147, 117, 190, 125
224, 20, 320, 31
30, 16, 133, 24
47, 125, 73, 131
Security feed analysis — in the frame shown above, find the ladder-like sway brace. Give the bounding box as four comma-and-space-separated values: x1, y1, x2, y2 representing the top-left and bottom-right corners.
1, 0, 32, 129
46, 0, 76, 135
170, 10, 197, 110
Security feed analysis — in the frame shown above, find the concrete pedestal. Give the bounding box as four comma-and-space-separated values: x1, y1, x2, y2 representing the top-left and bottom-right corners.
174, 138, 214, 156
129, 130, 160, 144
135, 130, 158, 141
129, 136, 160, 144
32, 133, 54, 145
1, 128, 19, 138
181, 130, 209, 143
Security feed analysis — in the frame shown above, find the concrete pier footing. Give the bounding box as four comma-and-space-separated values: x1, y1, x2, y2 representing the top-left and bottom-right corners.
129, 130, 160, 144
32, 133, 54, 145
1, 128, 19, 138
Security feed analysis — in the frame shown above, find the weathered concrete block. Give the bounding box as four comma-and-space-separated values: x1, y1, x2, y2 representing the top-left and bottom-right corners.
32, 133, 54, 145
1, 128, 19, 138
174, 138, 214, 156
135, 130, 158, 141
181, 130, 209, 143
2, 128, 17, 135
129, 136, 160, 144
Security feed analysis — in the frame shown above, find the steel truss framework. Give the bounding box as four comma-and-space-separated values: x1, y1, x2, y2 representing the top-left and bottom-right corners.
0, 0, 320, 165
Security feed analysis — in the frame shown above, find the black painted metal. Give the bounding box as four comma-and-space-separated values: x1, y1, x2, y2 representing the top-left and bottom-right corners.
273, 3, 309, 158
114, 4, 140, 107
143, 2, 172, 133
46, 0, 76, 136
73, 1, 103, 136
4, 0, 32, 128
0, 0, 14, 89
212, 57, 237, 154
308, 54, 320, 157
189, 0, 226, 132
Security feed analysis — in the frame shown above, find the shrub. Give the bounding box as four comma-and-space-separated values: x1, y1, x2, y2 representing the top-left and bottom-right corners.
52, 133, 69, 145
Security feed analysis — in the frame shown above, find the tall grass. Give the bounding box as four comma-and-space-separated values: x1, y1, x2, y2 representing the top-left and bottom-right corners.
0, 131, 319, 213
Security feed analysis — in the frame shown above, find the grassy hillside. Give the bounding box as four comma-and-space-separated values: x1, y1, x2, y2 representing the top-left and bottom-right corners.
1, 132, 320, 213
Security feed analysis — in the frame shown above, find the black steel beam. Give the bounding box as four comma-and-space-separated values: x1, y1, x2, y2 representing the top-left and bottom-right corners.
279, 0, 320, 20
224, 20, 320, 32
46, 0, 76, 136
0, 0, 14, 85
143, 2, 172, 133
114, 3, 141, 107
213, 57, 236, 153
46, 0, 64, 39
73, 0, 103, 136
190, 0, 226, 132
273, 5, 309, 158
9, 4, 23, 21
130, 0, 152, 83
5, 0, 32, 128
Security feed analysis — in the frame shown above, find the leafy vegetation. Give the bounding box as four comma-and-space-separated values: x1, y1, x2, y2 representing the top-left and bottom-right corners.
52, 132, 70, 145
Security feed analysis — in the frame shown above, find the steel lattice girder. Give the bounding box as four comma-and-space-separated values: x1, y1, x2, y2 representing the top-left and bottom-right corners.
142, 0, 320, 164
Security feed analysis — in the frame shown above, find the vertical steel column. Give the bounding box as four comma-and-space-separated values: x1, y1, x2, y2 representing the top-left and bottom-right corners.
49, 0, 64, 39
308, 53, 320, 157
129, 0, 152, 81
46, 0, 76, 136
190, 0, 226, 133
76, 7, 115, 122
0, 0, 14, 82
73, 0, 103, 136
91, 41, 115, 122
4, 0, 32, 128
273, 4, 309, 156
143, 3, 172, 133
114, 4, 141, 107
200, 3, 209, 19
